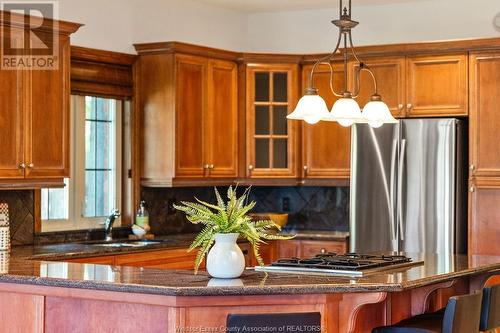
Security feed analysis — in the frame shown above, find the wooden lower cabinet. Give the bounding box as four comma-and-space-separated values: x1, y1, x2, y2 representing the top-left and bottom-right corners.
64, 240, 347, 270
66, 255, 115, 265
300, 240, 347, 257
468, 178, 500, 255
66, 248, 201, 270
114, 247, 201, 270
277, 239, 348, 259
0, 272, 483, 333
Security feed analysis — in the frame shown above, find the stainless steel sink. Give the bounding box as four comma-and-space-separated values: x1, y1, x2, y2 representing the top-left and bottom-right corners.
87, 240, 165, 248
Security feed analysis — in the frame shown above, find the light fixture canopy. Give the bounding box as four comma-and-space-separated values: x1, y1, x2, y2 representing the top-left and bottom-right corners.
288, 0, 395, 128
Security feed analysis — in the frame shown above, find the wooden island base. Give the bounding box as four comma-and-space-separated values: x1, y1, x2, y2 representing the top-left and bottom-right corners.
0, 273, 494, 333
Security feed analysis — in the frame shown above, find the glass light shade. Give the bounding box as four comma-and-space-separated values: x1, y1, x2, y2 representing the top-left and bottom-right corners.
287, 94, 330, 124
362, 100, 399, 128
325, 97, 362, 127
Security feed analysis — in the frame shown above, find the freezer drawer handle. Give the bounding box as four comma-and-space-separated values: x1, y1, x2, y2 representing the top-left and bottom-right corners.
389, 139, 398, 244
398, 139, 407, 241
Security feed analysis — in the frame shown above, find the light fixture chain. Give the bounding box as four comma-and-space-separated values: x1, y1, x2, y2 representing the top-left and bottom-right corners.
343, 32, 349, 93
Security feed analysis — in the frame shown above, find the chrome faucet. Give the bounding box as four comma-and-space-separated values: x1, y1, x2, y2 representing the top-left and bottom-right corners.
104, 209, 120, 241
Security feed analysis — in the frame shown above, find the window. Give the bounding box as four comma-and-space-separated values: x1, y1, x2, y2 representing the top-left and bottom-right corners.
41, 96, 124, 232
84, 97, 119, 218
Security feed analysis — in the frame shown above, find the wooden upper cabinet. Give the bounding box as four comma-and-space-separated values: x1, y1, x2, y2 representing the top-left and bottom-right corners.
469, 51, 500, 177
0, 19, 79, 184
350, 57, 406, 118
27, 34, 71, 178
206, 59, 238, 178
175, 54, 206, 178
246, 64, 299, 178
175, 55, 239, 179
0, 27, 24, 179
301, 63, 351, 180
137, 49, 239, 186
406, 53, 468, 117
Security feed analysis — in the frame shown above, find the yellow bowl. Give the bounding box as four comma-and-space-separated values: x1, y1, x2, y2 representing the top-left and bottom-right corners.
250, 213, 289, 228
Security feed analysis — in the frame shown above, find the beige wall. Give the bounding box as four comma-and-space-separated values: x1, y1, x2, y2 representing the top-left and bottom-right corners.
59, 0, 248, 54
58, 0, 500, 54
246, 0, 500, 53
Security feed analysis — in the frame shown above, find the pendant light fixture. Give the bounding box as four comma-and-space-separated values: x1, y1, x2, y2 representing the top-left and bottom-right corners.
287, 0, 398, 127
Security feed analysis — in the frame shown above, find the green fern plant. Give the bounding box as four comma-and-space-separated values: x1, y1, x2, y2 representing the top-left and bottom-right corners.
173, 186, 294, 274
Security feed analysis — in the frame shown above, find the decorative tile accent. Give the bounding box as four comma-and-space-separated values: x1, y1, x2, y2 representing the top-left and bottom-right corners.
0, 191, 34, 245
141, 186, 349, 236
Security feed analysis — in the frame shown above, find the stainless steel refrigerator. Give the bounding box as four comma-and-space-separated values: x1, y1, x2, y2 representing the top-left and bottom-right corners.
349, 118, 467, 254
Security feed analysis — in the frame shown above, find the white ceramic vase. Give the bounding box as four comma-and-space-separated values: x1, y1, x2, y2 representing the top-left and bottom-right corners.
206, 233, 245, 279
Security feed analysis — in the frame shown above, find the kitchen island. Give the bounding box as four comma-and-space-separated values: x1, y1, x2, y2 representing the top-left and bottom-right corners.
0, 251, 499, 332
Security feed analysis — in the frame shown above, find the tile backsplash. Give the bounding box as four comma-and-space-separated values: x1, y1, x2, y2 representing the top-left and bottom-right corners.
141, 186, 349, 236
0, 190, 34, 245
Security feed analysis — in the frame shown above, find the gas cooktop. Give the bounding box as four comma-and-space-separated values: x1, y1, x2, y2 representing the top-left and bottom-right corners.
254, 253, 422, 277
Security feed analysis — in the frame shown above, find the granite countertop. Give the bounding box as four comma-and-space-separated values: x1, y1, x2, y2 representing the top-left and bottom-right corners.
14, 231, 349, 262
16, 234, 198, 261
1, 252, 500, 297
3, 232, 498, 298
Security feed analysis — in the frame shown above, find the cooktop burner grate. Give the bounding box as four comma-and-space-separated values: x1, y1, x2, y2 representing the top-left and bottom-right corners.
271, 253, 413, 271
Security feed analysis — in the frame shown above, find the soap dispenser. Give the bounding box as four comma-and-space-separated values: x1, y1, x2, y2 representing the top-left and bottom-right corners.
135, 200, 150, 231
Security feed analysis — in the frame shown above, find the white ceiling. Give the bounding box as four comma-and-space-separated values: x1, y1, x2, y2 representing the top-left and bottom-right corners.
193, 0, 430, 13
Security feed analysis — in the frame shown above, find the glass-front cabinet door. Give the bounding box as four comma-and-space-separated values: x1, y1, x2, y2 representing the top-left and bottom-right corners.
246, 64, 299, 178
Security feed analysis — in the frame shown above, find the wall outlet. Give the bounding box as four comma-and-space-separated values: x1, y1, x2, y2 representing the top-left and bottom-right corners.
282, 197, 290, 212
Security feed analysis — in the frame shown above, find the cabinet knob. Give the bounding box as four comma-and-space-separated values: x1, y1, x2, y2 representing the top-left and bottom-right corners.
27, 163, 34, 168
407, 103, 413, 110
320, 248, 327, 254
303, 165, 308, 177
398, 104, 404, 111
469, 164, 475, 171
248, 165, 254, 171
203, 164, 209, 169
469, 186, 475, 193
209, 164, 214, 169
19, 163, 26, 169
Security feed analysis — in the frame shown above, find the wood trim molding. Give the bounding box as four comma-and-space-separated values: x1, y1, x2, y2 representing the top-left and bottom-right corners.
0, 178, 65, 189
471, 177, 500, 188
339, 292, 387, 333
135, 38, 500, 66
70, 46, 136, 98
71, 46, 136, 66
134, 41, 239, 61
410, 279, 456, 316
34, 189, 41, 233
0, 10, 82, 35
239, 52, 303, 64
302, 37, 500, 63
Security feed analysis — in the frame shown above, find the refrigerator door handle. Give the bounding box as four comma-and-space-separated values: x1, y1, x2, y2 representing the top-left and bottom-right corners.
398, 139, 407, 241
389, 139, 398, 246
